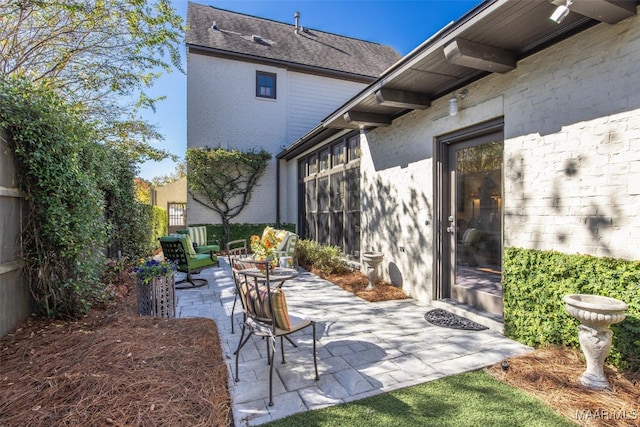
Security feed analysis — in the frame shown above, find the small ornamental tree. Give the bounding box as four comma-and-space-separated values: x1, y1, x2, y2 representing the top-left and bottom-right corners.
186, 147, 271, 245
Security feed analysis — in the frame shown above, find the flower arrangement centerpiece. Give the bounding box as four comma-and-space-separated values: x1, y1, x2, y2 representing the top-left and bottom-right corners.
250, 227, 282, 268
134, 258, 177, 284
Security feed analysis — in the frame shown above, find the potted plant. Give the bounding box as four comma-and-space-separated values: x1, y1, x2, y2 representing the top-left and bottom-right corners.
134, 258, 177, 318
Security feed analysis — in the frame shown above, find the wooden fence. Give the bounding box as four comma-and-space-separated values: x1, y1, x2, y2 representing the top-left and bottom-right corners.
0, 128, 32, 337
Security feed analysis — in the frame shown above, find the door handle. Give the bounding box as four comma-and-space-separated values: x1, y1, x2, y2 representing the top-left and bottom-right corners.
447, 216, 455, 233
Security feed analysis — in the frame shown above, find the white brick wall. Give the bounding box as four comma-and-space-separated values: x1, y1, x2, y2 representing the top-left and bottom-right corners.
502, 17, 640, 260
352, 13, 640, 302
187, 53, 366, 226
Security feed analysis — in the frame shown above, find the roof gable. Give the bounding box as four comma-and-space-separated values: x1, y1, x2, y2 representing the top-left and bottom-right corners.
186, 2, 401, 79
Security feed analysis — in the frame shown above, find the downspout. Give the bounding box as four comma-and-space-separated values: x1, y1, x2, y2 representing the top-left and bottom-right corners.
276, 158, 281, 227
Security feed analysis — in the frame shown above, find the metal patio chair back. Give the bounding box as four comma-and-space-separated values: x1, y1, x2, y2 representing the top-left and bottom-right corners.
230, 257, 319, 406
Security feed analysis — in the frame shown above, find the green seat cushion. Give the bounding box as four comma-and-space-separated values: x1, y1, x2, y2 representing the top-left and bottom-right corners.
188, 253, 217, 270
195, 244, 220, 254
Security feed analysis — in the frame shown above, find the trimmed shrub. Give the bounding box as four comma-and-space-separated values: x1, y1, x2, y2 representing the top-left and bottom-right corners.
1, 76, 152, 318
296, 239, 350, 277
503, 247, 640, 372
151, 206, 167, 248
188, 223, 295, 249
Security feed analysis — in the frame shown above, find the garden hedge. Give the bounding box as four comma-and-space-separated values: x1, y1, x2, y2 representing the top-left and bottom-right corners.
151, 206, 168, 249
187, 223, 295, 249
503, 247, 640, 372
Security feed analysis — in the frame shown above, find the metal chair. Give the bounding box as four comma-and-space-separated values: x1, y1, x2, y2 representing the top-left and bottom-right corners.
227, 239, 248, 334
231, 258, 319, 406
159, 234, 218, 289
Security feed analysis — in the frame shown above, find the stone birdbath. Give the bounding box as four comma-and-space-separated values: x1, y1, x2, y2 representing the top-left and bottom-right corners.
563, 293, 627, 390
362, 251, 384, 290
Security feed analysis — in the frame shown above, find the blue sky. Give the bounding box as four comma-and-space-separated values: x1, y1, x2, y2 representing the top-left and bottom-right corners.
137, 0, 483, 181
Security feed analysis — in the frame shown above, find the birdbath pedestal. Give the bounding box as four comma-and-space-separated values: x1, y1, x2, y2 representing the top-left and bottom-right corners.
563, 294, 627, 390
362, 251, 384, 290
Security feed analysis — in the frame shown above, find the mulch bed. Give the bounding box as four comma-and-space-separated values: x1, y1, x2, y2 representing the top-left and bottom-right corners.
0, 286, 231, 427
486, 347, 639, 427
318, 270, 407, 303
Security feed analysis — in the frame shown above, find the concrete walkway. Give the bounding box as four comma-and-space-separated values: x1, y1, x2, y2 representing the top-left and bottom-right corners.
176, 260, 531, 426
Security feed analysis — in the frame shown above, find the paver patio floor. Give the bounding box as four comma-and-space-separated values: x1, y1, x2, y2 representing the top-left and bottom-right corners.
176, 259, 531, 427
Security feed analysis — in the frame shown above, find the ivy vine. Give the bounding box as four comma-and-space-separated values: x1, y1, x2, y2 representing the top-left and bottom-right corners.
0, 76, 152, 318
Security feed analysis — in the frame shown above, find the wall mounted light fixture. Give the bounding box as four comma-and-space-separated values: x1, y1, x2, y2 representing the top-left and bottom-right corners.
550, 0, 572, 24
448, 89, 468, 117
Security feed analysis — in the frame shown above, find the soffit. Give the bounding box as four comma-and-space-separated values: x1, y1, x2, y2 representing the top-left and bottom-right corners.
319, 0, 632, 131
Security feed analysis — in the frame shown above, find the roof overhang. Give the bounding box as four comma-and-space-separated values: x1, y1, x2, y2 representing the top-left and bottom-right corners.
187, 44, 378, 84
279, 0, 637, 160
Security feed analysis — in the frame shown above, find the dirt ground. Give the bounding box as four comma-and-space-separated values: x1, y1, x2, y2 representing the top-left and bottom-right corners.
1, 270, 638, 427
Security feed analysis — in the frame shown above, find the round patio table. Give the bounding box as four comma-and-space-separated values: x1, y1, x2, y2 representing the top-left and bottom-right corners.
237, 267, 298, 287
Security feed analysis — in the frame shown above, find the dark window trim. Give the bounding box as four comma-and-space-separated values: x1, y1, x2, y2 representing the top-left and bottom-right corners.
299, 131, 360, 256
256, 71, 276, 99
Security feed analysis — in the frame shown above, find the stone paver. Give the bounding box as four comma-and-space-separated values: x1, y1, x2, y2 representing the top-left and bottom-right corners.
176, 259, 532, 426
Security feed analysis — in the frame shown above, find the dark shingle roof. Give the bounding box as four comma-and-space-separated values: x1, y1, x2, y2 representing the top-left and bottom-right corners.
186, 2, 401, 79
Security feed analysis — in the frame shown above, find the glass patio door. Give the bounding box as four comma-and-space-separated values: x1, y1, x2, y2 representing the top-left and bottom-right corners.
446, 133, 503, 315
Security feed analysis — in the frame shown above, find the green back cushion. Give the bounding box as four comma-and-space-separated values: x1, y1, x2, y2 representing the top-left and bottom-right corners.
181, 234, 197, 258
188, 226, 208, 247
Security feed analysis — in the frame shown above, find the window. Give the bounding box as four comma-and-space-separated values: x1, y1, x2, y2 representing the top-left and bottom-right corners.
319, 148, 330, 172
256, 71, 276, 99
168, 203, 186, 227
308, 155, 318, 174
299, 132, 360, 257
348, 135, 360, 162
332, 142, 345, 167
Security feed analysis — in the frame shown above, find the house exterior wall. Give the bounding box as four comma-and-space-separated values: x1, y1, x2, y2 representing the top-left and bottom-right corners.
153, 177, 187, 211
502, 19, 640, 260
286, 73, 365, 143
347, 14, 640, 303
187, 52, 367, 226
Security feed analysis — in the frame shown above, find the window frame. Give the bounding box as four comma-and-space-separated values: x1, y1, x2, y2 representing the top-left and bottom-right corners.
256, 71, 277, 99
299, 131, 360, 257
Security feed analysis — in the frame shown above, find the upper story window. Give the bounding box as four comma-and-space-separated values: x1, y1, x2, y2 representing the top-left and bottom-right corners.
319, 148, 330, 172
332, 141, 345, 167
347, 135, 360, 162
256, 71, 276, 99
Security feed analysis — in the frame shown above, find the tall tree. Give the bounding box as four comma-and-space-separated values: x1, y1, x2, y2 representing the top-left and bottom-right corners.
0, 0, 184, 162
187, 147, 271, 244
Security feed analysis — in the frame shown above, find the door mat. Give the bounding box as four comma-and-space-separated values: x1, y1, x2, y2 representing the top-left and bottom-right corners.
424, 309, 488, 331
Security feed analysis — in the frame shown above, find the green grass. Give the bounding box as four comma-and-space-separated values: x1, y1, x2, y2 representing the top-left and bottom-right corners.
262, 370, 575, 427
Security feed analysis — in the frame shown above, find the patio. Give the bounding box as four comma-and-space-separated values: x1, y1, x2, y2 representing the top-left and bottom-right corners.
176, 259, 532, 427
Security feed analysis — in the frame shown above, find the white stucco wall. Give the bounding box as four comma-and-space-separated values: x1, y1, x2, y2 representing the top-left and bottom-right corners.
330, 13, 640, 303
187, 53, 367, 226
154, 177, 187, 210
